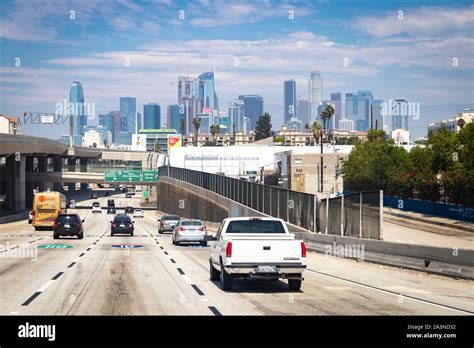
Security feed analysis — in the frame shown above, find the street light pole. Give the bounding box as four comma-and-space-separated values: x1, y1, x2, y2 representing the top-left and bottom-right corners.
320, 128, 324, 192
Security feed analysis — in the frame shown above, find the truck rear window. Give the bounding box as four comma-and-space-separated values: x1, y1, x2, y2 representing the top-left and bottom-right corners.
226, 220, 286, 234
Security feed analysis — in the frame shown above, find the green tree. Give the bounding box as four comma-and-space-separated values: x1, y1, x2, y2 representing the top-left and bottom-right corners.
405, 146, 440, 201
192, 117, 201, 146
427, 126, 460, 173
254, 113, 272, 141
179, 118, 186, 143
341, 132, 409, 195
309, 121, 322, 145
442, 123, 474, 206
210, 124, 220, 140
320, 104, 335, 132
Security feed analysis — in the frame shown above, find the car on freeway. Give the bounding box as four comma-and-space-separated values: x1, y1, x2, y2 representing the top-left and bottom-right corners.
107, 199, 115, 207
133, 209, 144, 218
105, 191, 111, 197
28, 211, 33, 224
124, 206, 134, 214
91, 202, 102, 213
53, 213, 85, 239
158, 215, 180, 234
107, 207, 116, 214
111, 214, 134, 236
125, 193, 132, 198
91, 193, 98, 199
172, 219, 207, 246
208, 217, 307, 291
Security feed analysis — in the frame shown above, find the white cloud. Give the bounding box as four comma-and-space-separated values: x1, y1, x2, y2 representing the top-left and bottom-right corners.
353, 5, 474, 39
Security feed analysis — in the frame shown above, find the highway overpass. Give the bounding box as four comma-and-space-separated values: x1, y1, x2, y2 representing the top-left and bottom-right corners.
0, 133, 161, 213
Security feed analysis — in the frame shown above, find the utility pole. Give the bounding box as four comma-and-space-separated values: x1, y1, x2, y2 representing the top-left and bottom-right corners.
69, 113, 74, 148
320, 128, 324, 192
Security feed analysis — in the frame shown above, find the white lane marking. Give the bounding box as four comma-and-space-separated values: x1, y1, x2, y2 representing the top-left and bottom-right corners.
201, 298, 209, 302
72, 257, 81, 263
182, 274, 194, 285
37, 280, 55, 292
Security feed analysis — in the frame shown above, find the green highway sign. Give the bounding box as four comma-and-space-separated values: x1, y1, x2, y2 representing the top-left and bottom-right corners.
104, 170, 142, 182
104, 170, 158, 183
142, 170, 158, 182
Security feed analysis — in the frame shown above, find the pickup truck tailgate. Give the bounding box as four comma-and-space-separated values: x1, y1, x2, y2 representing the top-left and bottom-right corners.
225, 234, 303, 264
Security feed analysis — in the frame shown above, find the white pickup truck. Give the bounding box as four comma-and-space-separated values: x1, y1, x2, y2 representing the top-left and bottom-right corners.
209, 217, 306, 291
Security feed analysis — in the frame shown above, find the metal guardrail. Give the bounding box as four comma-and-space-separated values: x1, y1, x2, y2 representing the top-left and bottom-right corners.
157, 166, 383, 239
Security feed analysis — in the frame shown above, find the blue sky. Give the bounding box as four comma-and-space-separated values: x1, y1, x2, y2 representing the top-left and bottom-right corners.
0, 0, 473, 139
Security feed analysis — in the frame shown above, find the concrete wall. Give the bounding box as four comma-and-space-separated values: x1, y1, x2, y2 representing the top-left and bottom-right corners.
156, 177, 267, 222
157, 177, 474, 279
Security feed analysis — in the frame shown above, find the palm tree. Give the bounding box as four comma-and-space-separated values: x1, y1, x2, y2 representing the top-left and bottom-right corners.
179, 118, 186, 144
320, 104, 335, 132
319, 104, 335, 192
210, 124, 220, 141
192, 117, 201, 146
309, 121, 322, 145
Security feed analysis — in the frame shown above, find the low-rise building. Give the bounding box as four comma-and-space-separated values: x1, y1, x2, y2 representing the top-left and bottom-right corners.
428, 108, 473, 134
0, 115, 21, 134
276, 125, 366, 146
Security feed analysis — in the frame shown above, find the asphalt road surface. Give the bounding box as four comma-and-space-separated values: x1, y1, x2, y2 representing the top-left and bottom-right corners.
0, 190, 472, 315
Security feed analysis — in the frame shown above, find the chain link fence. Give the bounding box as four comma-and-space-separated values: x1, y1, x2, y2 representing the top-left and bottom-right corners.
158, 166, 382, 239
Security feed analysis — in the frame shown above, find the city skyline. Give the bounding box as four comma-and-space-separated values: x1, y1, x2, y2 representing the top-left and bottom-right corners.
0, 0, 473, 140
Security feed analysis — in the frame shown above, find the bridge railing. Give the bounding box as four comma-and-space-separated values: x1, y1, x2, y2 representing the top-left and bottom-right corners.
158, 166, 383, 239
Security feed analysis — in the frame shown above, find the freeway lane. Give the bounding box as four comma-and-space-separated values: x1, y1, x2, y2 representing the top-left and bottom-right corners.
0, 190, 473, 315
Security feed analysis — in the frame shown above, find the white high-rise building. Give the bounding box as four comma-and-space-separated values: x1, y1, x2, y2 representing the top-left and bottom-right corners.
308, 71, 322, 124
339, 118, 355, 132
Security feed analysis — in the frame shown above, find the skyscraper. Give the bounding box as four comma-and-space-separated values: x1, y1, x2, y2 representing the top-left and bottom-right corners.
296, 96, 309, 127
309, 71, 322, 124
345, 91, 373, 131
111, 111, 120, 142
238, 95, 263, 130
178, 76, 202, 134
284, 80, 296, 125
99, 112, 114, 140
136, 112, 142, 132
330, 93, 342, 129
69, 81, 86, 136
143, 103, 161, 130
198, 72, 217, 110
359, 90, 373, 130
120, 97, 136, 133
167, 104, 182, 133
391, 98, 409, 131
228, 99, 245, 134
372, 99, 383, 130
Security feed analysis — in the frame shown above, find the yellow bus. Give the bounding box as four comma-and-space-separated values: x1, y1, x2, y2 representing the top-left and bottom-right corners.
32, 191, 67, 230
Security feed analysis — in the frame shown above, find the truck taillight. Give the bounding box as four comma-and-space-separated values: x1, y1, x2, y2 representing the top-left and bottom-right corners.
112, 223, 116, 228
301, 241, 306, 258
226, 241, 232, 257
53, 222, 58, 229
76, 223, 81, 230
32, 210, 36, 216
